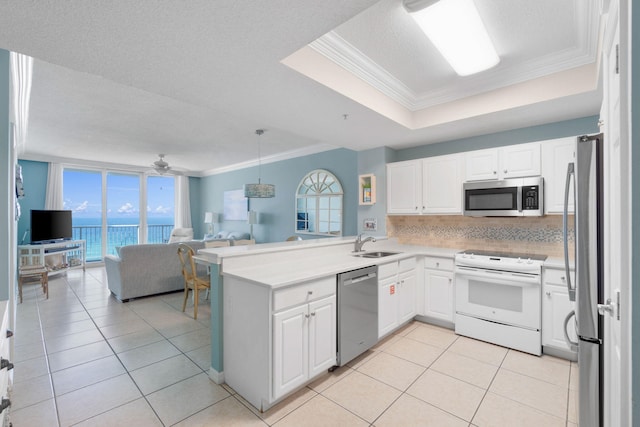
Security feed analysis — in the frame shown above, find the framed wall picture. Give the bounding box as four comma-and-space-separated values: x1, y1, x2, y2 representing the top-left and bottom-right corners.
223, 189, 248, 221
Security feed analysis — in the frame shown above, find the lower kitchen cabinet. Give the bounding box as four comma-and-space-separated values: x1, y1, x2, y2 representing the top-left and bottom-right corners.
223, 275, 336, 411
378, 257, 416, 338
542, 266, 577, 358
273, 295, 336, 399
421, 256, 455, 324
0, 301, 11, 427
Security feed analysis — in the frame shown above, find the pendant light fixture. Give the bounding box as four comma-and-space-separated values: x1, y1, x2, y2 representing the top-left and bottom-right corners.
244, 129, 275, 198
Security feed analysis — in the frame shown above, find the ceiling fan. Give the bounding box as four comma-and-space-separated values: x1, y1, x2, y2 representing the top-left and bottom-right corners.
149, 154, 183, 176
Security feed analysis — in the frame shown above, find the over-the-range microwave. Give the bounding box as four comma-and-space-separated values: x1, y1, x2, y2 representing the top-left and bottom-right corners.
463, 177, 544, 217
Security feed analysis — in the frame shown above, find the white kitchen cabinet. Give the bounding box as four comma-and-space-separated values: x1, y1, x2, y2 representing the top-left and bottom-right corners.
0, 301, 11, 427
387, 154, 463, 215
422, 154, 463, 214
541, 136, 576, 214
542, 266, 577, 358
378, 258, 416, 338
273, 295, 336, 399
464, 148, 499, 181
398, 269, 417, 323
421, 256, 455, 323
387, 160, 422, 214
378, 275, 398, 337
465, 142, 541, 181
223, 275, 336, 411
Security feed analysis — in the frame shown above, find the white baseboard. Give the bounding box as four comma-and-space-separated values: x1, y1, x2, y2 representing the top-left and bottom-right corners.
208, 367, 224, 384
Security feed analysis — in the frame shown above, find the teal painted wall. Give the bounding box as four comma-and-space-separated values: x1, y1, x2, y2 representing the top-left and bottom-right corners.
0, 49, 10, 301
395, 116, 599, 161
631, 0, 639, 422
188, 176, 202, 239
198, 148, 358, 242
357, 147, 395, 237
17, 160, 48, 244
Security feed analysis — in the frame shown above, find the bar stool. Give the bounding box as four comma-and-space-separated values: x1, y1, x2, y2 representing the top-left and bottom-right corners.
18, 265, 49, 303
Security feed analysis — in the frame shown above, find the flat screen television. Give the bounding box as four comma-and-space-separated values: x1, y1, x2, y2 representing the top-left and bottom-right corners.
30, 210, 73, 243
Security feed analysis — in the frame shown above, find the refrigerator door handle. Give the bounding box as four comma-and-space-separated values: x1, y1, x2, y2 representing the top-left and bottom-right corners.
563, 162, 576, 302
563, 310, 579, 352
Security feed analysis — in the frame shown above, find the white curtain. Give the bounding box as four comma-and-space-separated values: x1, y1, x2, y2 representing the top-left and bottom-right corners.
174, 175, 192, 228
10, 52, 33, 155
45, 163, 64, 210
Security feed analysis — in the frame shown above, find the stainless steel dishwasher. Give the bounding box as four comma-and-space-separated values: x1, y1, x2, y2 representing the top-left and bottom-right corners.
337, 265, 378, 366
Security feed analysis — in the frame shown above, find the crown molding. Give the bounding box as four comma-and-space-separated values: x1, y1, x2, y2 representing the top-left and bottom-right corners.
311, 0, 599, 112
197, 143, 338, 177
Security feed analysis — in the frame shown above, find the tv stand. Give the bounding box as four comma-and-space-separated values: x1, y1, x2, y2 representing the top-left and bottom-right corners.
18, 240, 86, 276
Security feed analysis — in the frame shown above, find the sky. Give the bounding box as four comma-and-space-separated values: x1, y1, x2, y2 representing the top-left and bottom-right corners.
63, 170, 175, 222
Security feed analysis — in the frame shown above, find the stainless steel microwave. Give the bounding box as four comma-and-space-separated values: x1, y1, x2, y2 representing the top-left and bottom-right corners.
463, 177, 544, 217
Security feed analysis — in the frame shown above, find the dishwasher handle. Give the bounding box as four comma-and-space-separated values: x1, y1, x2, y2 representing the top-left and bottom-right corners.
343, 272, 377, 285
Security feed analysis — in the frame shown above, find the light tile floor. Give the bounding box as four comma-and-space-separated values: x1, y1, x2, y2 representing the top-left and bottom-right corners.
10, 267, 578, 426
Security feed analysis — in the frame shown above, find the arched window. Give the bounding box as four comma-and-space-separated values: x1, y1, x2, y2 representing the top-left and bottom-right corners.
295, 169, 343, 236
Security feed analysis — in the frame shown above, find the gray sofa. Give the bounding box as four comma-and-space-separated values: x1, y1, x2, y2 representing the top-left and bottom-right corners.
105, 241, 207, 302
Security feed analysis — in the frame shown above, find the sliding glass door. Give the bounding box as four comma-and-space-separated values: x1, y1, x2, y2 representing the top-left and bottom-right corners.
63, 168, 174, 261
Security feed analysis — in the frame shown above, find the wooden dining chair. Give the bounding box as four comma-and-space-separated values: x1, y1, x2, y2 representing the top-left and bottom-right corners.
177, 243, 210, 319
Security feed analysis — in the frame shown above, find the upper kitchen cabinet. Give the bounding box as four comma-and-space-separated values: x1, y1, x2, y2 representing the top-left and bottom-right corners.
387, 160, 422, 214
542, 137, 576, 214
465, 142, 541, 181
422, 154, 463, 214
387, 154, 464, 215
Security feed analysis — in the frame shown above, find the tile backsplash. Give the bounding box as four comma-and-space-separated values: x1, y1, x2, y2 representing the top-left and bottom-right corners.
387, 215, 574, 258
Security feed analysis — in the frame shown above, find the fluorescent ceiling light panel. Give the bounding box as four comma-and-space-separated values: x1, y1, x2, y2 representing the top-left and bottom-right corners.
408, 0, 500, 76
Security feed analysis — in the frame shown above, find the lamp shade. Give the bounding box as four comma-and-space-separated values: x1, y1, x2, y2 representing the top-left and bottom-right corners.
244, 183, 275, 198
211, 212, 220, 224
204, 212, 213, 224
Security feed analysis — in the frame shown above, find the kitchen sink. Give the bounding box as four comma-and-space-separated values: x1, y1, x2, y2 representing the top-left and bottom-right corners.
353, 251, 400, 258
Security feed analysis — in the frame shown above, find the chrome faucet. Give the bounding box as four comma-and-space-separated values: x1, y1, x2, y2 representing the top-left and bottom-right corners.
353, 234, 376, 253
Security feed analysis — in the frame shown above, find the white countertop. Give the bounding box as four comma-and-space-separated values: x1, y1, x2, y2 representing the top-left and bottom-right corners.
195, 237, 459, 289
543, 256, 574, 269
195, 236, 573, 288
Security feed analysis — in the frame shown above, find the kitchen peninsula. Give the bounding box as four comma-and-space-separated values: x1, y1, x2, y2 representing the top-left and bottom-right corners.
194, 236, 456, 411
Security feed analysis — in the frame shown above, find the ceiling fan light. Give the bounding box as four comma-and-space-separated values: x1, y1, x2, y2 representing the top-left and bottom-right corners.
408, 0, 500, 76
244, 183, 275, 198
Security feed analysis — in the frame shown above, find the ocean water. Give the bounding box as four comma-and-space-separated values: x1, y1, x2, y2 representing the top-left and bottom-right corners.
72, 217, 174, 261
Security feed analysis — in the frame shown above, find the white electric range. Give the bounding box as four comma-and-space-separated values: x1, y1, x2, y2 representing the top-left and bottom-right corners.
454, 250, 547, 355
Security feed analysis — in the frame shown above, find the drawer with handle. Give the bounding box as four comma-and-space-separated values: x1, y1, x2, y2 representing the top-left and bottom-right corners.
424, 257, 454, 271
273, 276, 336, 312
543, 267, 575, 287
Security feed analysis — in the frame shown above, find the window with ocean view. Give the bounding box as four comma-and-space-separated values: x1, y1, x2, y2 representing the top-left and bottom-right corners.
107, 173, 140, 255
63, 168, 175, 261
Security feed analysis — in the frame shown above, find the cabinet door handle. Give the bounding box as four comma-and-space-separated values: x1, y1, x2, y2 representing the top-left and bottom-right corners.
307, 291, 313, 295
5, 330, 12, 339
0, 398, 9, 414
448, 278, 452, 284
310, 312, 316, 316
503, 169, 507, 174
0, 359, 13, 371
436, 262, 440, 268
546, 291, 551, 296
305, 314, 310, 318
493, 171, 497, 175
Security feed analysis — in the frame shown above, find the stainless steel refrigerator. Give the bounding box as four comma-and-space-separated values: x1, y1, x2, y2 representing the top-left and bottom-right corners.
563, 133, 604, 427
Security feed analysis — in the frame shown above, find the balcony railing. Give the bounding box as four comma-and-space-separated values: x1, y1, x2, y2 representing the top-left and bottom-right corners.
73, 224, 174, 262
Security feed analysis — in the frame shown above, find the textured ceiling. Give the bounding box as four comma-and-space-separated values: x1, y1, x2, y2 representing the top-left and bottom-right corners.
0, 0, 602, 175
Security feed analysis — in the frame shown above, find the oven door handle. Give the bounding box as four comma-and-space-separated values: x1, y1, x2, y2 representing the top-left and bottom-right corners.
455, 267, 540, 286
